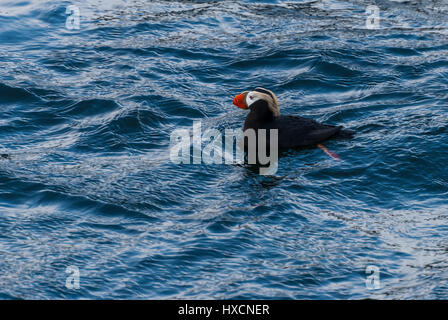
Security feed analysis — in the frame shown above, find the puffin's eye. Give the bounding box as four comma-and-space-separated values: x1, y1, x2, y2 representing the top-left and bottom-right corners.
249, 96, 254, 99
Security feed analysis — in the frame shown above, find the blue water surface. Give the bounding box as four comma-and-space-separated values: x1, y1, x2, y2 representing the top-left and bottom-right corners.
1, 0, 448, 299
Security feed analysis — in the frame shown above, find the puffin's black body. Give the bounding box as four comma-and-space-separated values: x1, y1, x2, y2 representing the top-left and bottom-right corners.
243, 99, 353, 149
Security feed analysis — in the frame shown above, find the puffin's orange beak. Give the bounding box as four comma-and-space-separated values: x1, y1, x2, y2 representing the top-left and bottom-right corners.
233, 93, 248, 110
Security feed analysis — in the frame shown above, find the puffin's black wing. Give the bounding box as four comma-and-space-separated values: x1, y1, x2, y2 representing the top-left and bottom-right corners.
267, 115, 345, 148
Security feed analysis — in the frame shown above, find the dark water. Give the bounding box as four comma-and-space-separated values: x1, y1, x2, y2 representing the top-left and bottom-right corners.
1, 0, 448, 299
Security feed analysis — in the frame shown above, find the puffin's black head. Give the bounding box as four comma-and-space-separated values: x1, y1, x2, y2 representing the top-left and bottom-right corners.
233, 87, 280, 116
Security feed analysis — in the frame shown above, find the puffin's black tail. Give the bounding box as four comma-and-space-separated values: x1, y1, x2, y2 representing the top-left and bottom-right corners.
334, 127, 354, 139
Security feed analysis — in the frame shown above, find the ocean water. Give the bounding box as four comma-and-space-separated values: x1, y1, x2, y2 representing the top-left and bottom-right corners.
1, 0, 448, 299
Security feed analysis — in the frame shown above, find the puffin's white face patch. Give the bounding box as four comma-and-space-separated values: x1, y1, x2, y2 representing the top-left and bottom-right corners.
246, 91, 260, 107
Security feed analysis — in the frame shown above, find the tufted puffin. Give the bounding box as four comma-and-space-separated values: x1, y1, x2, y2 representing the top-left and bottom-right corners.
233, 87, 353, 150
